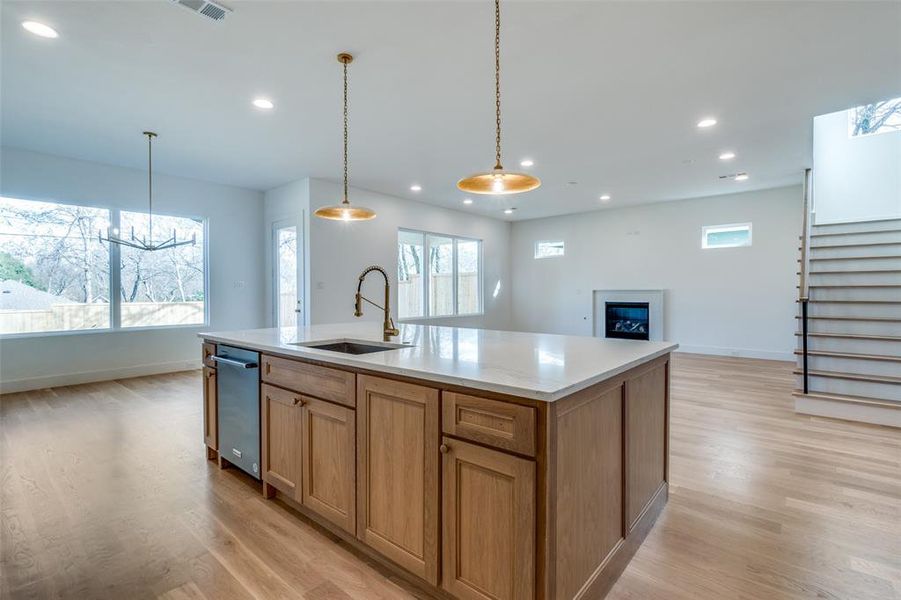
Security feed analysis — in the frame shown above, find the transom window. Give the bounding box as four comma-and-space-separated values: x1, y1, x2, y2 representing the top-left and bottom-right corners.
848, 96, 901, 137
0, 196, 207, 336
701, 223, 752, 249
397, 229, 482, 320
534, 240, 565, 259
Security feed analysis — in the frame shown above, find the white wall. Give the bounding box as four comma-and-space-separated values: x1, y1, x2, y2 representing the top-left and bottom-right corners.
510, 186, 802, 360
306, 178, 513, 330
0, 148, 266, 391
813, 109, 901, 224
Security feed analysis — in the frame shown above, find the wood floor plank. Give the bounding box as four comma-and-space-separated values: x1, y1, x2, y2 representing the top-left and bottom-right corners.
1, 358, 899, 600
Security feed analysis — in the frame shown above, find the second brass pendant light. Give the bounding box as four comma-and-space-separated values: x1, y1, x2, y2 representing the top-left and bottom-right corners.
314, 53, 377, 221
317, 0, 537, 222
457, 0, 540, 195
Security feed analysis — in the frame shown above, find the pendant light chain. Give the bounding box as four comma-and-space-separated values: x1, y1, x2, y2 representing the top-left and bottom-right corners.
494, 0, 502, 170
343, 58, 350, 205
456, 0, 540, 195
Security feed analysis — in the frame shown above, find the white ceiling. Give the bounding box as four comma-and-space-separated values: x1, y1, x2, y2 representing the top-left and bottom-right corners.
2, 1, 900, 220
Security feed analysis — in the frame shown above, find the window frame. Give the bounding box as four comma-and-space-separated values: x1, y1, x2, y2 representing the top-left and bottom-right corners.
397, 227, 483, 321
701, 222, 753, 249
534, 239, 565, 259
0, 196, 210, 339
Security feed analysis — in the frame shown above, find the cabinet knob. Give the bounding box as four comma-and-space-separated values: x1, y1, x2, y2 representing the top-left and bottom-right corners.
439, 443, 449, 454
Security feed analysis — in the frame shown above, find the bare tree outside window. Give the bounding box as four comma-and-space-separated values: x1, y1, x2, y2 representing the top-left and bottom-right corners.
119, 211, 205, 327
849, 96, 901, 136
0, 196, 207, 335
0, 198, 110, 333
397, 229, 481, 320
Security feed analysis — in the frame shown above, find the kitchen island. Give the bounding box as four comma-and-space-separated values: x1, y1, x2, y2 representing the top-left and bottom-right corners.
199, 323, 677, 600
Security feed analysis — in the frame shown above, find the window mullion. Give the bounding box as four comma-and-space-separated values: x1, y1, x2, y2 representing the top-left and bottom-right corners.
423, 233, 430, 318
110, 209, 121, 330
452, 238, 459, 316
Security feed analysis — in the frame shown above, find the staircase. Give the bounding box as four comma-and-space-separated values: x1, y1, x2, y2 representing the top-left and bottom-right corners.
794, 200, 901, 427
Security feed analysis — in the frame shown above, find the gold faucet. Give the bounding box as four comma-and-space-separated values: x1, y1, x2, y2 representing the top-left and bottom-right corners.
354, 265, 400, 341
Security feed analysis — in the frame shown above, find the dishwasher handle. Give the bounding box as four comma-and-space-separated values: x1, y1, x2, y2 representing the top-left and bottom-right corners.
211, 355, 258, 369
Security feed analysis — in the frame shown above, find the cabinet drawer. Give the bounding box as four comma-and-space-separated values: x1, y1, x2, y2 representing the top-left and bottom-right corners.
202, 342, 217, 368
442, 392, 536, 457
262, 354, 356, 407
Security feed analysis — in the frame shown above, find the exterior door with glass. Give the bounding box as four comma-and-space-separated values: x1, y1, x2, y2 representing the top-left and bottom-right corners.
273, 220, 302, 327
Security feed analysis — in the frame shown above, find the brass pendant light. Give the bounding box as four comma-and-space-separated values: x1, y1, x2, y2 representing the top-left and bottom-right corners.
457, 0, 540, 195
314, 53, 376, 221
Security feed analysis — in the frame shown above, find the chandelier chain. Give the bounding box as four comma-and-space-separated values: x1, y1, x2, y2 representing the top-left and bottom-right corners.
343, 59, 349, 205
494, 0, 502, 170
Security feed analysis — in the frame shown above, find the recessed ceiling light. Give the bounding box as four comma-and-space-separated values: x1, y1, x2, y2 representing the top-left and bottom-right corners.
252, 98, 274, 110
22, 21, 58, 38
463, 198, 473, 205
734, 173, 749, 181
599, 194, 611, 202
719, 151, 736, 160
410, 184, 422, 192
504, 208, 515, 214
520, 159, 534, 167
697, 117, 717, 128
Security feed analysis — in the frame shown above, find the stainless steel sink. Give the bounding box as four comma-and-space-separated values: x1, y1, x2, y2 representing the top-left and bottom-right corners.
291, 338, 411, 355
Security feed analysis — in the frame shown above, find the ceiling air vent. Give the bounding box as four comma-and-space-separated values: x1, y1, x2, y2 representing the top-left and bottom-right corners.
171, 0, 232, 22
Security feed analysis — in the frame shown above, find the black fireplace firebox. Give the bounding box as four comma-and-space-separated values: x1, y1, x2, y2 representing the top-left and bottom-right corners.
605, 302, 650, 340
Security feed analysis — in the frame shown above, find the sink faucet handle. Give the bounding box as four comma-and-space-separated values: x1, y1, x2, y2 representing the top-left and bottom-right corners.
385, 317, 399, 337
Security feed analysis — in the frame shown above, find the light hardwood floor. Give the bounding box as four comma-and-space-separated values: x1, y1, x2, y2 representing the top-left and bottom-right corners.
1, 354, 899, 599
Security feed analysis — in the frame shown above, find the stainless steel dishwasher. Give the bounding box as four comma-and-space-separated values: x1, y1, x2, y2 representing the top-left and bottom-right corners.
212, 345, 261, 480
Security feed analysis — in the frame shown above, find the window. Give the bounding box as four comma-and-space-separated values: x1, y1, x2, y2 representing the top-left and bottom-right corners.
534, 240, 565, 259
0, 198, 111, 334
119, 211, 206, 328
848, 96, 901, 137
702, 223, 752, 249
0, 196, 207, 335
397, 229, 482, 319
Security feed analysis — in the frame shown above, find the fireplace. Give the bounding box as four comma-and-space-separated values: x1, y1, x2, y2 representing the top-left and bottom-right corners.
605, 302, 650, 340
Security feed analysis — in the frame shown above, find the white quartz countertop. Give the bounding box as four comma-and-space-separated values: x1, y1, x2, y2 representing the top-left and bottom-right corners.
198, 322, 678, 402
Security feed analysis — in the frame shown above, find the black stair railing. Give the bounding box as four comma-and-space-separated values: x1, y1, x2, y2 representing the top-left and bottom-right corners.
799, 169, 812, 393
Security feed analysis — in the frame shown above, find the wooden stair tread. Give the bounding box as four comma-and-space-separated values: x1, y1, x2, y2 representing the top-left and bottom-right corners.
792, 390, 901, 410
810, 225, 901, 237
793, 349, 901, 362
805, 269, 901, 274
794, 332, 901, 341
793, 369, 901, 385
796, 299, 900, 304
810, 241, 901, 249
801, 283, 901, 288
804, 256, 901, 262
795, 315, 901, 322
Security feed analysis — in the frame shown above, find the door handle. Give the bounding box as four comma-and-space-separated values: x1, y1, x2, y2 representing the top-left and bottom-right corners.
211, 355, 258, 369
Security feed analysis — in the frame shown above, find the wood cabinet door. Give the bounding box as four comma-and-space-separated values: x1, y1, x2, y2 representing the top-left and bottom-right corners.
203, 367, 218, 451
356, 375, 439, 585
441, 437, 535, 600
261, 383, 302, 497
301, 396, 356, 535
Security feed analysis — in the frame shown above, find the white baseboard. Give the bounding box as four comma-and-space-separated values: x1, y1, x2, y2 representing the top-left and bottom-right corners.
675, 345, 794, 362
795, 396, 900, 428
0, 359, 201, 394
